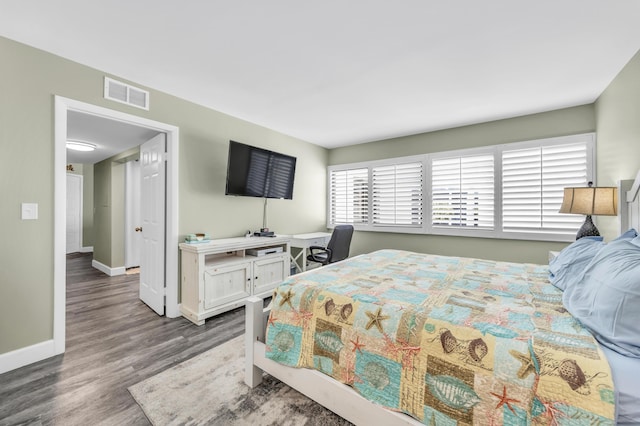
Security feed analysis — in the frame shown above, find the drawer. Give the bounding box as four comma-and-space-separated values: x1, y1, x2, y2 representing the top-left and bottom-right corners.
308, 238, 327, 247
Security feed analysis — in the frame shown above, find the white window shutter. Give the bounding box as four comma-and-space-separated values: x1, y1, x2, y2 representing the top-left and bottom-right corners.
372, 162, 423, 226
329, 168, 369, 225
432, 155, 494, 229
326, 133, 593, 242
502, 143, 587, 234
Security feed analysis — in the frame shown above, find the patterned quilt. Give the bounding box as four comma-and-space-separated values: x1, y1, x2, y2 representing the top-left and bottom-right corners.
265, 250, 615, 425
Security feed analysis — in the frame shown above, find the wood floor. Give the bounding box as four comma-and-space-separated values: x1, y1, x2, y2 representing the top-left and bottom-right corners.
0, 253, 245, 425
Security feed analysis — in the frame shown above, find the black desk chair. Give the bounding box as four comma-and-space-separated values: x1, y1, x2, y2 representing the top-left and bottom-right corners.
307, 225, 354, 266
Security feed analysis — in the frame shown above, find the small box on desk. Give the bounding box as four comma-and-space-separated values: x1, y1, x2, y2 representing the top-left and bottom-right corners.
254, 231, 275, 237
247, 246, 283, 257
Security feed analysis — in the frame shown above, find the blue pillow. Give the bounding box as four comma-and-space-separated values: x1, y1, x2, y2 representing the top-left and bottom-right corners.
562, 239, 640, 358
613, 228, 638, 241
549, 237, 605, 291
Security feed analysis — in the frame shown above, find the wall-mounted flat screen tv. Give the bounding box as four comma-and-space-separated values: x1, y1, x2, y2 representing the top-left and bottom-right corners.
225, 140, 297, 199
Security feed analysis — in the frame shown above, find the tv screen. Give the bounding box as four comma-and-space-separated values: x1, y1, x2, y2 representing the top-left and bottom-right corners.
225, 141, 296, 199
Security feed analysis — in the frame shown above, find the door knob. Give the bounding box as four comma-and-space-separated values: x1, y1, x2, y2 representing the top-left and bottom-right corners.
135, 227, 143, 232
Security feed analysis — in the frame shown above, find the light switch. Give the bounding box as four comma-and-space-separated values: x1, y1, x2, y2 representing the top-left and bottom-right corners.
21, 203, 38, 220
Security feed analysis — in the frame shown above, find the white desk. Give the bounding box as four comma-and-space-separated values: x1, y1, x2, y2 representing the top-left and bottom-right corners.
288, 232, 332, 273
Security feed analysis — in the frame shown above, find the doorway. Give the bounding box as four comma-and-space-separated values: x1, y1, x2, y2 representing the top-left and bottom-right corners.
53, 96, 180, 356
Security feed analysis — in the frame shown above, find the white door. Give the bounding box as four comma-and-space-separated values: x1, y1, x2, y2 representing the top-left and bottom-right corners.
66, 173, 82, 254
139, 133, 166, 315
125, 160, 142, 269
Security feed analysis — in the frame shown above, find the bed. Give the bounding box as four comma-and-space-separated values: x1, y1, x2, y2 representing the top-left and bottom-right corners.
245, 173, 640, 425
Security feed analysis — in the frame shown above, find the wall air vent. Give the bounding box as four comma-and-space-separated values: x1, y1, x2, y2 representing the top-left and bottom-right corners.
104, 77, 149, 110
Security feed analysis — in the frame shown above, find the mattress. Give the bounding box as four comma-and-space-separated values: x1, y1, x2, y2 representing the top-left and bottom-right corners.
600, 345, 640, 425
265, 249, 616, 424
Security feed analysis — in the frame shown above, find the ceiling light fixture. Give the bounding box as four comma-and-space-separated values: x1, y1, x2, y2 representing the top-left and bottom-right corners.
66, 140, 97, 152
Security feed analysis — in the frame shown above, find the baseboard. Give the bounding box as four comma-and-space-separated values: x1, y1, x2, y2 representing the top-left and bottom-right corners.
80, 246, 94, 253
91, 259, 126, 276
167, 303, 181, 319
0, 339, 58, 375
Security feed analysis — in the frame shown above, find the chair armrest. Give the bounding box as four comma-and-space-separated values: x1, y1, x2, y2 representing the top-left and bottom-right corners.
308, 246, 332, 262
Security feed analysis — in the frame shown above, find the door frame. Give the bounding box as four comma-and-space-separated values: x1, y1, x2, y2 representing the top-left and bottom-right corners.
125, 159, 142, 269
66, 173, 83, 254
54, 96, 180, 355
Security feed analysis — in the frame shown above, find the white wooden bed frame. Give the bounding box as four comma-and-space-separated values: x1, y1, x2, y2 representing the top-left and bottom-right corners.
245, 173, 640, 426
621, 171, 640, 232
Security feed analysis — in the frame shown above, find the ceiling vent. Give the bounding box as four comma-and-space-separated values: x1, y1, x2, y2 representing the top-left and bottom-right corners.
104, 77, 149, 110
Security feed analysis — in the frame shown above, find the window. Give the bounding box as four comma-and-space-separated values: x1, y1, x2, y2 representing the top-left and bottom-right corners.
327, 133, 594, 241
432, 154, 494, 229
502, 142, 589, 235
372, 162, 423, 226
329, 168, 369, 225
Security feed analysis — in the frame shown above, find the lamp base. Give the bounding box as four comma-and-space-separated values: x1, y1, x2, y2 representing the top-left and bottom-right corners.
576, 215, 600, 240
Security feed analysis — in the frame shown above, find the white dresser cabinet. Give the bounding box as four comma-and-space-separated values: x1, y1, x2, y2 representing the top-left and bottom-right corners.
203, 261, 252, 310
253, 256, 288, 294
180, 236, 290, 325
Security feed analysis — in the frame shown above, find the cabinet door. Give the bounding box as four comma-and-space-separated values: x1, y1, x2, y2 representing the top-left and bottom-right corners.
253, 255, 288, 295
203, 262, 251, 310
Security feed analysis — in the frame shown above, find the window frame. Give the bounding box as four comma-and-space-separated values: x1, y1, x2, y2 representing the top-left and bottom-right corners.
327, 165, 370, 226
500, 135, 594, 239
427, 145, 500, 239
328, 155, 427, 234
371, 159, 424, 229
327, 133, 595, 242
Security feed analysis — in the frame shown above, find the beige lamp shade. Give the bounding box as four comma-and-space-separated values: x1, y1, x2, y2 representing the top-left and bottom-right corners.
559, 186, 618, 216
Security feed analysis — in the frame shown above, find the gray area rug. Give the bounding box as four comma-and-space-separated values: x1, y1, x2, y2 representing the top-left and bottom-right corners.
129, 335, 352, 426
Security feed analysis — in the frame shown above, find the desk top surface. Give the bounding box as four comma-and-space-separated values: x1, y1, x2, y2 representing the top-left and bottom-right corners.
179, 233, 331, 253
179, 235, 290, 253
290, 232, 331, 240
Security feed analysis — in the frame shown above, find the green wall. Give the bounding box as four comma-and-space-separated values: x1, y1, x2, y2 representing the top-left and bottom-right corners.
595, 49, 640, 238
93, 147, 139, 269
0, 36, 328, 355
92, 158, 126, 268
111, 162, 125, 268
329, 105, 595, 165
1, 38, 56, 352
329, 105, 597, 264
93, 159, 112, 266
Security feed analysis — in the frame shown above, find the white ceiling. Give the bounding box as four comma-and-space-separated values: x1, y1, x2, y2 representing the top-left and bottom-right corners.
66, 111, 160, 164
2, 1, 640, 149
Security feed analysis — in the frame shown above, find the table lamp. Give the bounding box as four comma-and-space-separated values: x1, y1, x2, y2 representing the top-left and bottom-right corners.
559, 182, 618, 239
